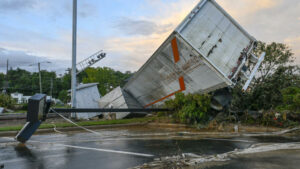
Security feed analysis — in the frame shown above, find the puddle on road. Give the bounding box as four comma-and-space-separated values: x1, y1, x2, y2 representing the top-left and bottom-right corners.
1, 127, 300, 169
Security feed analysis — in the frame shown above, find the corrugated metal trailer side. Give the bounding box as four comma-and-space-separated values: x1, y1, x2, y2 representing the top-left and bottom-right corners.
123, 0, 263, 108
177, 0, 256, 79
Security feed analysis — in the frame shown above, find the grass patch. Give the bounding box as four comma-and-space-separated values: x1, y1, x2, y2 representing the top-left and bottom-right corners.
0, 126, 23, 132
0, 117, 155, 132
13, 110, 27, 114
52, 105, 71, 109
3, 110, 27, 114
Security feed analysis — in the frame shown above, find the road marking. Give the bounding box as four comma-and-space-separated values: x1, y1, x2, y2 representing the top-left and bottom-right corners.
202, 138, 254, 143
28, 139, 154, 158
60, 144, 154, 157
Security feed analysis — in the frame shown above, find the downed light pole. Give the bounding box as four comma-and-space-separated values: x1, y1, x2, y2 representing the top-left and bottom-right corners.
15, 94, 171, 143
15, 94, 51, 143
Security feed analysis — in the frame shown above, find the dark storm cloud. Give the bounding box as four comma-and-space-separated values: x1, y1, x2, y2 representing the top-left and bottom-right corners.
114, 17, 173, 36
0, 48, 69, 74
0, 47, 40, 68
0, 0, 37, 11
62, 1, 96, 18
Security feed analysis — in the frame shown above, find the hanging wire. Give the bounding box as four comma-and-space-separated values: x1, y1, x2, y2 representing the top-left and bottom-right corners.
50, 108, 102, 136
51, 123, 64, 134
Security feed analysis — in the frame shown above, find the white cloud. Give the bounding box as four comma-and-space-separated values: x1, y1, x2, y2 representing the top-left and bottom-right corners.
284, 36, 300, 64
114, 17, 173, 36
109, 0, 300, 69
0, 0, 299, 75
108, 0, 300, 70
217, 0, 300, 65
218, 0, 283, 18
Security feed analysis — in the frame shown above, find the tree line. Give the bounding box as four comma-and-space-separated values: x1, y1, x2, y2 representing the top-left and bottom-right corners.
231, 41, 300, 113
0, 67, 133, 103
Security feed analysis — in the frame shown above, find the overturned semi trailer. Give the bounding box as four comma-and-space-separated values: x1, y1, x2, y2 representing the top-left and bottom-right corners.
99, 0, 264, 118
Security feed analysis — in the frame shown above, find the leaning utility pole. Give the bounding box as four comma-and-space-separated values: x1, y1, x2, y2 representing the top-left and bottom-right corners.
50, 78, 53, 98
38, 62, 42, 93
6, 59, 8, 75
71, 0, 77, 108
29, 61, 50, 94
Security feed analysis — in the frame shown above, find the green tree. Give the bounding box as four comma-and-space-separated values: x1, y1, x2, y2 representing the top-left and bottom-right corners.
0, 94, 15, 109
231, 41, 299, 111
7, 68, 33, 95
4, 68, 70, 98
252, 41, 294, 85
82, 67, 133, 95
0, 73, 5, 89
58, 90, 69, 103
165, 93, 211, 124
1, 66, 133, 99
277, 87, 300, 113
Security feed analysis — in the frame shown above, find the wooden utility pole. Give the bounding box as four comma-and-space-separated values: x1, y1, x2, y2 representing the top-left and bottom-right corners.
38, 62, 42, 93
6, 59, 8, 75
50, 78, 53, 98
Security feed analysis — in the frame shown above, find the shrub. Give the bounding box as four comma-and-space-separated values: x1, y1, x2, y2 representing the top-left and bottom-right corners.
58, 90, 70, 103
0, 94, 16, 109
164, 93, 211, 124
277, 86, 300, 113
231, 66, 299, 111
21, 103, 28, 110
157, 111, 167, 117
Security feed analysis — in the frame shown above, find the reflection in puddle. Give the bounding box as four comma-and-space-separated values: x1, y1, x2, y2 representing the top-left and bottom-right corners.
0, 127, 299, 169
14, 144, 45, 169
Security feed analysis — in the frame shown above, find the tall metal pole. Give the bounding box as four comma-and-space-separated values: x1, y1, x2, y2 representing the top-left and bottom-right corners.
38, 62, 42, 93
71, 0, 77, 108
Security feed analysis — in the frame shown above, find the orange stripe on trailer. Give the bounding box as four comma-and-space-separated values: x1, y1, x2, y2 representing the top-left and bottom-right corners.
144, 76, 186, 108
144, 91, 177, 108
171, 37, 180, 63
179, 76, 185, 91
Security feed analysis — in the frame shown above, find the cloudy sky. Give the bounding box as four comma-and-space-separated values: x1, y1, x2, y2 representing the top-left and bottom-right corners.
0, 0, 299, 74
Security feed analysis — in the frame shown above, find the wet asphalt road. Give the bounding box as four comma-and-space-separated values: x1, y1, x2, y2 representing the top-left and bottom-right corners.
1, 126, 300, 169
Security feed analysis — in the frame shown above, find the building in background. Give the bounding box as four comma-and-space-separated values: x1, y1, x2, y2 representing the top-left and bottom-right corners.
10, 93, 57, 105
10, 92, 31, 104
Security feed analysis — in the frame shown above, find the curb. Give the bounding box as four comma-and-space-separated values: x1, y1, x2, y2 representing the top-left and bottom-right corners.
147, 123, 189, 128
0, 122, 147, 137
